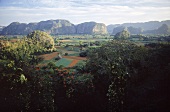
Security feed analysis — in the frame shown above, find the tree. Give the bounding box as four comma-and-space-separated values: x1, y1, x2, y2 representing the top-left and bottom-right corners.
86, 40, 148, 111
114, 29, 130, 40
27, 30, 54, 50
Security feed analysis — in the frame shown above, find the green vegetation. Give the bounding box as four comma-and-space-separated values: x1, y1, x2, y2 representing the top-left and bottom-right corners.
56, 58, 73, 67
27, 30, 55, 50
85, 40, 148, 111
0, 32, 170, 111
115, 29, 130, 40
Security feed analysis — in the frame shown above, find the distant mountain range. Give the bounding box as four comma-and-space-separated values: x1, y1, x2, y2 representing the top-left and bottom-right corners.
0, 26, 5, 31
107, 20, 170, 34
1, 19, 170, 35
1, 20, 107, 35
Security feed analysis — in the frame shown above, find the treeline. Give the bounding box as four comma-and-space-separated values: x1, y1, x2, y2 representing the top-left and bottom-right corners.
0, 37, 170, 111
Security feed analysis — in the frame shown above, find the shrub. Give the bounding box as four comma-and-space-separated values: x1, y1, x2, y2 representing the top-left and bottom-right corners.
79, 51, 87, 57
65, 52, 68, 56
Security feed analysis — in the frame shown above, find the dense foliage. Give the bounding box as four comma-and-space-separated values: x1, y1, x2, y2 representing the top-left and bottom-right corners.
27, 30, 55, 50
115, 29, 130, 40
0, 39, 43, 111
85, 40, 149, 111
0, 37, 170, 112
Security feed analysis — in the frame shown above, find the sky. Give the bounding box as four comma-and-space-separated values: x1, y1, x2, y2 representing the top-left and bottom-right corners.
0, 0, 170, 26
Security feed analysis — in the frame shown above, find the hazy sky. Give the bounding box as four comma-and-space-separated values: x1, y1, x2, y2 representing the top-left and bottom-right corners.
0, 0, 170, 26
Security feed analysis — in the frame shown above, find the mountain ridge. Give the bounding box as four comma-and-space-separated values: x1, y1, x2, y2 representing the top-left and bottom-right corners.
107, 20, 170, 34
1, 19, 170, 35
1, 19, 108, 35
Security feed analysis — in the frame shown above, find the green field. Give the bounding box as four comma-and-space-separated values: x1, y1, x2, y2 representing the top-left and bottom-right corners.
56, 58, 73, 67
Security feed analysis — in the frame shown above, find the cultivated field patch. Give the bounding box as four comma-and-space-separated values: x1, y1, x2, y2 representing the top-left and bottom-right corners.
38, 52, 58, 60
68, 59, 79, 67
56, 58, 73, 67
63, 56, 86, 60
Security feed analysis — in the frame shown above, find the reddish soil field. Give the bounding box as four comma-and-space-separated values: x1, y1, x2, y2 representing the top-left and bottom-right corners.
38, 52, 59, 60
63, 56, 86, 60
68, 60, 79, 67
9, 39, 19, 43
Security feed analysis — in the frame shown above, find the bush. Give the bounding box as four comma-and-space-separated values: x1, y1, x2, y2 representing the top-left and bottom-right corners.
65, 52, 68, 56
79, 51, 87, 57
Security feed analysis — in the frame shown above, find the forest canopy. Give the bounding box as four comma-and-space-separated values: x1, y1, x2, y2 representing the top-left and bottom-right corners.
0, 34, 170, 111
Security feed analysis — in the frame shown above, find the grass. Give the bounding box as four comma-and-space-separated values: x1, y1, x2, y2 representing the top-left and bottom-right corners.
74, 60, 86, 66
58, 38, 110, 45
56, 58, 73, 67
68, 53, 79, 56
